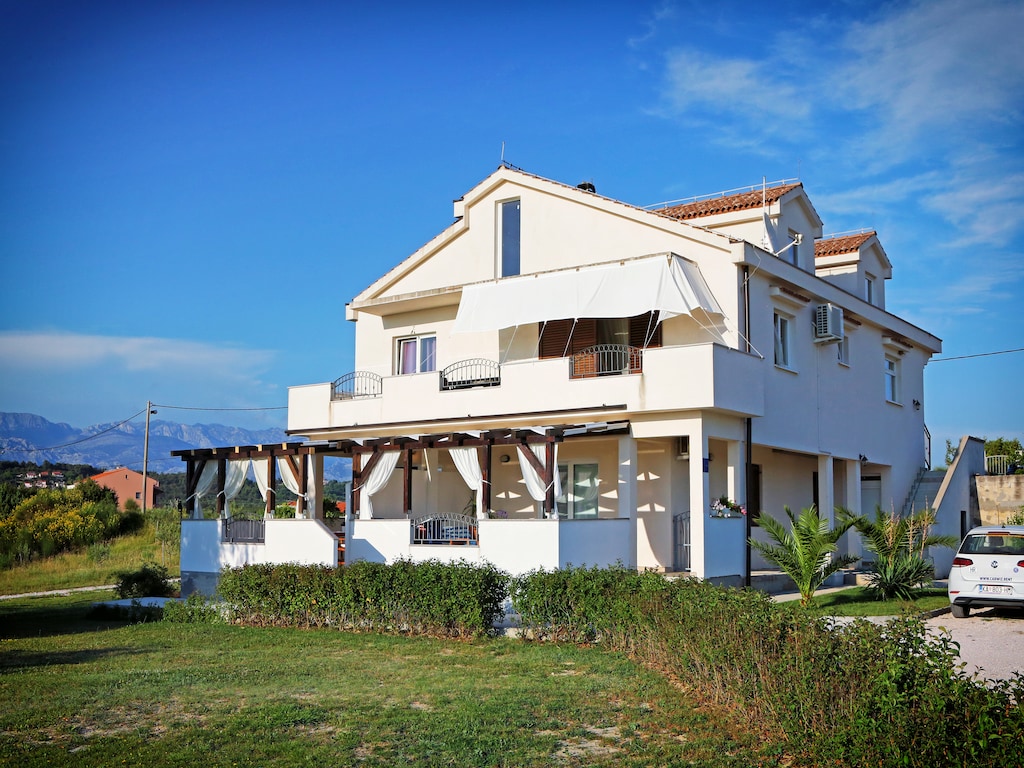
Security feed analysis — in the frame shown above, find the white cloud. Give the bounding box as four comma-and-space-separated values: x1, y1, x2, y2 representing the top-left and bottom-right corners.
837, 0, 1024, 146
628, 1, 678, 49
0, 331, 276, 380
661, 48, 810, 130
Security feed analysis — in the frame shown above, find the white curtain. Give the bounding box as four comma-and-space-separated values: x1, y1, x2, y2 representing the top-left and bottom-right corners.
219, 459, 249, 518
277, 456, 316, 518
252, 457, 272, 518
359, 450, 400, 520
517, 444, 561, 518
189, 461, 219, 519
449, 446, 484, 519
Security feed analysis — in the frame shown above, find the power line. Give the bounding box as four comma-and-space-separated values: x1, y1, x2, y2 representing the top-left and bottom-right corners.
152, 403, 287, 412
931, 347, 1024, 363
0, 408, 148, 455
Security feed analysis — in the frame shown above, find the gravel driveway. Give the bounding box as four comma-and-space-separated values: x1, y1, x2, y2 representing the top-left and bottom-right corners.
925, 608, 1024, 682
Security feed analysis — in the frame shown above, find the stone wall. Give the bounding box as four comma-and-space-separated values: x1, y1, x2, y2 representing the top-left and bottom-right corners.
976, 475, 1024, 525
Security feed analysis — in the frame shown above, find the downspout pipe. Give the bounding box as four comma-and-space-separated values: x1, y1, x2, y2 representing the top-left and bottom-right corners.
743, 265, 753, 588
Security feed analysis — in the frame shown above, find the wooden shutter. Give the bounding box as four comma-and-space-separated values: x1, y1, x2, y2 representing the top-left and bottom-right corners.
629, 312, 662, 348
539, 319, 599, 358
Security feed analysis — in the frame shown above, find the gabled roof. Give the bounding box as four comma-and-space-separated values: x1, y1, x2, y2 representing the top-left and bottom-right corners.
656, 183, 802, 220
814, 231, 876, 258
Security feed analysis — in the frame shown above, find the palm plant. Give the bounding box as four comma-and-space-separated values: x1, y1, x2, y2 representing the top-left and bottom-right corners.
749, 505, 859, 606
839, 506, 957, 600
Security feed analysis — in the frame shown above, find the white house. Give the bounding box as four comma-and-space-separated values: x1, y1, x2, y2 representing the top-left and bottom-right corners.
177, 165, 941, 596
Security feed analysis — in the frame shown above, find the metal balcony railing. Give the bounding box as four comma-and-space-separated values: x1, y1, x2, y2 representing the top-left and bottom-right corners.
223, 518, 265, 543
411, 513, 479, 545
570, 344, 642, 379
440, 358, 501, 391
332, 371, 383, 400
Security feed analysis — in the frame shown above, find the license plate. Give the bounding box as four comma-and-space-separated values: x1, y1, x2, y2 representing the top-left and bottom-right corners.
980, 585, 1013, 595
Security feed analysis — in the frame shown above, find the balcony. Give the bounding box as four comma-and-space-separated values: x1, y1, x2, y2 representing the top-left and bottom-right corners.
288, 342, 765, 434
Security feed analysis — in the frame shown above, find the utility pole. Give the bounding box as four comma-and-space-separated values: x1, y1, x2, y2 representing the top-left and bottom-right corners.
142, 401, 156, 514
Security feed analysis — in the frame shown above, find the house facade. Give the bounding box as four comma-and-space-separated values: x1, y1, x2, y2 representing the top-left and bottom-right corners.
178, 166, 940, 594
91, 467, 159, 510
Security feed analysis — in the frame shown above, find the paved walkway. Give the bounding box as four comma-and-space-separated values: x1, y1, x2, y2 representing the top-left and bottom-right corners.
0, 584, 116, 601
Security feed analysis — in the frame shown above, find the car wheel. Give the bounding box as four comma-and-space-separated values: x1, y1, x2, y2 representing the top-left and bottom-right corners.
951, 604, 970, 619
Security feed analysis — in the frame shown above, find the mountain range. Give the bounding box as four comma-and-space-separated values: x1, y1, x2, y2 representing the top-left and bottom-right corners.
0, 412, 349, 479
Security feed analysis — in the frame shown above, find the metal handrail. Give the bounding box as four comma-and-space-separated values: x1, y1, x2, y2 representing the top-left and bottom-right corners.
332, 371, 383, 400
223, 518, 265, 543
986, 455, 1011, 475
440, 358, 501, 391
410, 512, 479, 545
570, 344, 642, 379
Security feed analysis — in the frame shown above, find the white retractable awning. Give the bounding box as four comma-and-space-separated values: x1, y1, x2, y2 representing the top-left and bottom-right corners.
453, 253, 723, 333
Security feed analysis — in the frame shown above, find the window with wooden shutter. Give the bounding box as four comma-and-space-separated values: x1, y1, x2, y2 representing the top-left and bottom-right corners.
539, 319, 598, 358
629, 312, 662, 348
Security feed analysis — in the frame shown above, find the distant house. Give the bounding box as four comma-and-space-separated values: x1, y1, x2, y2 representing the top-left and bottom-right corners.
176, 166, 941, 596
90, 467, 160, 510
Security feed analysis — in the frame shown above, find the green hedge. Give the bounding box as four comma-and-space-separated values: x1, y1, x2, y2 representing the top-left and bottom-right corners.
510, 566, 1024, 767
216, 560, 508, 638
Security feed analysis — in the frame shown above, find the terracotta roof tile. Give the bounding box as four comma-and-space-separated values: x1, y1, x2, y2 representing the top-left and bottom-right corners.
815, 232, 875, 258
656, 183, 802, 220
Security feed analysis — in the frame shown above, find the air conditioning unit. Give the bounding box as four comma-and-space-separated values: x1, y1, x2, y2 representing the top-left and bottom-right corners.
814, 303, 844, 343
676, 436, 690, 460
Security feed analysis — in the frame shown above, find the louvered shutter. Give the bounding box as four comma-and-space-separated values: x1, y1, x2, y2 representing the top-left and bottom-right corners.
629, 312, 662, 348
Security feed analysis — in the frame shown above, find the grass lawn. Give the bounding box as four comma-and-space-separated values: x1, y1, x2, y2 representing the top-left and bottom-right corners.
0, 529, 179, 596
789, 586, 950, 617
0, 593, 790, 768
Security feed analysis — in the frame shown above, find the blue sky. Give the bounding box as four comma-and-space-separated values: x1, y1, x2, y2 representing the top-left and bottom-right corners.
1, 0, 1021, 462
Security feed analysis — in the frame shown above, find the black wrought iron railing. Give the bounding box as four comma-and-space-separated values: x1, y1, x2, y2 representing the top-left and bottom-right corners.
570, 344, 642, 379
410, 513, 479, 545
440, 358, 501, 391
332, 371, 383, 400
223, 518, 265, 543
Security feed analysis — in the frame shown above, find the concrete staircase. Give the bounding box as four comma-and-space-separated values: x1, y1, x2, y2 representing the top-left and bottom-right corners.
901, 468, 946, 515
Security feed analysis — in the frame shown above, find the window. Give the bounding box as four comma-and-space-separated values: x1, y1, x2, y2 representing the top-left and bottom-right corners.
837, 335, 850, 365
884, 355, 900, 402
865, 274, 876, 305
787, 229, 800, 265
773, 312, 793, 369
499, 199, 520, 277
556, 462, 599, 519
396, 335, 436, 375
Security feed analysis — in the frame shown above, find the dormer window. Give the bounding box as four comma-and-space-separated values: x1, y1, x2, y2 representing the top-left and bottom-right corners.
499, 199, 521, 277
865, 274, 876, 305
787, 229, 800, 266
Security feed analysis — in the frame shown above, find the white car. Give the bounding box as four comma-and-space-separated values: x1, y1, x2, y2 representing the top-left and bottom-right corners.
948, 525, 1024, 618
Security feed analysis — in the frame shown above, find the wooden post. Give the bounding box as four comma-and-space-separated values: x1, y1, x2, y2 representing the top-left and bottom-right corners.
481, 442, 492, 517
216, 458, 226, 518
544, 437, 556, 519
403, 448, 413, 516
351, 452, 362, 518
265, 455, 277, 517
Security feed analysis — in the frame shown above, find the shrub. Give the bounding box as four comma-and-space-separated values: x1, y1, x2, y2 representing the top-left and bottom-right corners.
217, 560, 508, 638
749, 505, 859, 605
115, 562, 175, 599
163, 593, 224, 624
843, 506, 958, 600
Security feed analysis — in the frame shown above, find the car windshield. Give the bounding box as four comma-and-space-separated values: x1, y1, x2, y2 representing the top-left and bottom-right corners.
961, 533, 1024, 556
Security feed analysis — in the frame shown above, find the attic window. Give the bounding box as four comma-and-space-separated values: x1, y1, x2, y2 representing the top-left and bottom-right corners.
499, 199, 520, 277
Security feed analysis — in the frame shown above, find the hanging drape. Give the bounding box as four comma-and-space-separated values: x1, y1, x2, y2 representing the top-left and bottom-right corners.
252, 458, 271, 501
219, 459, 249, 518
276, 456, 317, 518
360, 450, 400, 520
189, 461, 219, 519
449, 446, 484, 519
517, 444, 561, 518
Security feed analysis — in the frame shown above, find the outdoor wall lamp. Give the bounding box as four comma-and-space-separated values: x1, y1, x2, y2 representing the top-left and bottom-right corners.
859, 454, 868, 464
913, 399, 921, 410
500, 454, 511, 463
